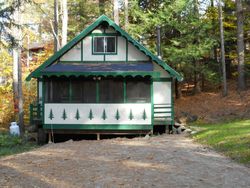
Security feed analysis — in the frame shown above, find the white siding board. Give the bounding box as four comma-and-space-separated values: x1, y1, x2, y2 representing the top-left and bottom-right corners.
105, 37, 126, 61
44, 103, 151, 125
153, 62, 170, 78
82, 37, 104, 61
60, 42, 81, 61
153, 82, 171, 104
128, 43, 149, 61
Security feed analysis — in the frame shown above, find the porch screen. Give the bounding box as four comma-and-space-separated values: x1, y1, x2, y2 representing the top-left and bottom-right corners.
126, 79, 151, 103
45, 79, 70, 103
71, 79, 96, 103
99, 78, 123, 103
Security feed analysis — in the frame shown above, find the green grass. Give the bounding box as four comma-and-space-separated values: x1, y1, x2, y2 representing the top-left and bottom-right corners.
0, 132, 37, 157
191, 119, 250, 165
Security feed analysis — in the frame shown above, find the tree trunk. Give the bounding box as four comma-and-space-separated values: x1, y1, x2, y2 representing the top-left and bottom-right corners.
12, 8, 24, 136
218, 0, 227, 96
18, 47, 24, 135
113, 0, 119, 25
13, 49, 18, 118
124, 0, 128, 30
61, 0, 68, 47
54, 0, 59, 52
193, 60, 201, 94
175, 80, 182, 99
236, 0, 246, 90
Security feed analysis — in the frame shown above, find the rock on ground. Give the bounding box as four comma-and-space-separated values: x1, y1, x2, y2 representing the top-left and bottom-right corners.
0, 134, 249, 188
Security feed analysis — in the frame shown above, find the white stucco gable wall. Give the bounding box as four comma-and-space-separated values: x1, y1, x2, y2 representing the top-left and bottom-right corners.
59, 26, 151, 62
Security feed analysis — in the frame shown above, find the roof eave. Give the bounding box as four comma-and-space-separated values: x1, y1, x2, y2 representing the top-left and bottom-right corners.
26, 15, 183, 82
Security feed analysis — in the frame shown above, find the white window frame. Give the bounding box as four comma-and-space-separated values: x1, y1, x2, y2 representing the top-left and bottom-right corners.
93, 36, 117, 54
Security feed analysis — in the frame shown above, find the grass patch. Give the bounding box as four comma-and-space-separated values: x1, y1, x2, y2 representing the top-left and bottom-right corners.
191, 119, 250, 165
0, 132, 37, 157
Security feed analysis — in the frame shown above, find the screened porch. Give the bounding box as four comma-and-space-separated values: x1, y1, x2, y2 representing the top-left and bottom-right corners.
44, 76, 151, 104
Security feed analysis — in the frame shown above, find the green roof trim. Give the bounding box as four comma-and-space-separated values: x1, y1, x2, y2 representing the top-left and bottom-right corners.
39, 71, 160, 78
26, 15, 183, 81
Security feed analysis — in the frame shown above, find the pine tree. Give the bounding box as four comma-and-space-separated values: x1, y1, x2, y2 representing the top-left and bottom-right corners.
88, 109, 93, 120
102, 109, 107, 120
142, 109, 147, 120
75, 109, 80, 120
49, 109, 54, 120
62, 109, 67, 120
129, 109, 133, 120
115, 109, 120, 120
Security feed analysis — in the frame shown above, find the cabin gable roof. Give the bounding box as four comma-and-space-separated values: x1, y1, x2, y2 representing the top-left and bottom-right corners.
27, 15, 183, 81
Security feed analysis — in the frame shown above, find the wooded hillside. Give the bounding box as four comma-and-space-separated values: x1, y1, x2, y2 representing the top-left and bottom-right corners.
0, 0, 249, 131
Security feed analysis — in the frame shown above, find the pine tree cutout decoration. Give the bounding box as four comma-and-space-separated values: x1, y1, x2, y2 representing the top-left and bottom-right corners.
129, 109, 133, 120
102, 109, 107, 120
75, 109, 80, 120
142, 109, 147, 120
115, 109, 120, 120
62, 109, 67, 120
49, 109, 54, 120
88, 109, 93, 120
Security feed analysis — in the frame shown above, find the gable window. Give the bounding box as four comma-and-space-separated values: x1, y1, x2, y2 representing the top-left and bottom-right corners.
93, 36, 116, 54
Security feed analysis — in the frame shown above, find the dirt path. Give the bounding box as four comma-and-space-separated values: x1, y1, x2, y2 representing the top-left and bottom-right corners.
0, 134, 249, 188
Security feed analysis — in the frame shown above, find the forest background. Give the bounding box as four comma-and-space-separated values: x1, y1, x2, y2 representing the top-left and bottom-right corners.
0, 0, 249, 131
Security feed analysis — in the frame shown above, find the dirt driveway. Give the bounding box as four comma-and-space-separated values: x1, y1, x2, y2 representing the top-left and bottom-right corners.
0, 134, 249, 188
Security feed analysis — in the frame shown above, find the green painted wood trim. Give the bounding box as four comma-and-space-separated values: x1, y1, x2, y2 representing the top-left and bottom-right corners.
96, 81, 99, 103
37, 71, 160, 78
123, 79, 126, 103
42, 79, 45, 124
89, 33, 119, 36
81, 40, 83, 61
171, 78, 174, 127
36, 80, 39, 102
43, 124, 152, 130
153, 78, 172, 82
69, 79, 72, 102
59, 60, 151, 63
150, 79, 154, 127
26, 15, 182, 81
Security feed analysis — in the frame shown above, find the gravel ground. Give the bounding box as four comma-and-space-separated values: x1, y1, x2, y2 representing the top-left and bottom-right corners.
0, 134, 249, 188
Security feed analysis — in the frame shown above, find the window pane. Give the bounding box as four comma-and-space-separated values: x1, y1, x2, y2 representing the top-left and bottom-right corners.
106, 37, 116, 53
99, 78, 123, 103
71, 78, 96, 103
126, 79, 151, 103
94, 37, 104, 53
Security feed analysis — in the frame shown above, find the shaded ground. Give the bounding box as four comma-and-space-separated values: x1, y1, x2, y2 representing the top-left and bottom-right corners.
175, 81, 250, 122
0, 134, 250, 188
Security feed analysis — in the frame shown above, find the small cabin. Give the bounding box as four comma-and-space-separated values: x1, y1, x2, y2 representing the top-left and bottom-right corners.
27, 15, 182, 142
